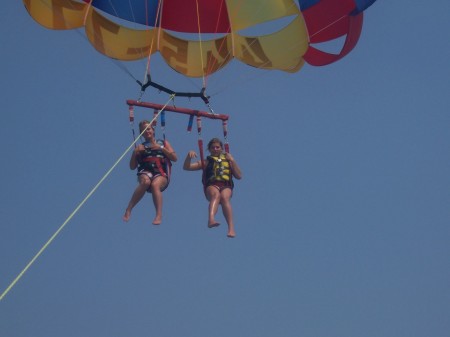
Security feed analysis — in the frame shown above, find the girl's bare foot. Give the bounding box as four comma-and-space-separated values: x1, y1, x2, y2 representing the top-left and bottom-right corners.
152, 216, 162, 225
123, 210, 131, 222
208, 221, 220, 228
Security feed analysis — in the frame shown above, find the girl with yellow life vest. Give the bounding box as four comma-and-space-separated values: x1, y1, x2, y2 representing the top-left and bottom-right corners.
123, 120, 178, 225
183, 138, 242, 238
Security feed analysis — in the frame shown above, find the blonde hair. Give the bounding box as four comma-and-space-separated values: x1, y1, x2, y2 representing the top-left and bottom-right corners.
139, 120, 152, 132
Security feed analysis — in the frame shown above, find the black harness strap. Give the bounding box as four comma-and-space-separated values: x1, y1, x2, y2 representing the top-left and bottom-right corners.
137, 75, 210, 105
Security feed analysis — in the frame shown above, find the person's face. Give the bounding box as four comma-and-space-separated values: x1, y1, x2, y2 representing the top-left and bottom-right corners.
209, 142, 222, 156
140, 124, 154, 139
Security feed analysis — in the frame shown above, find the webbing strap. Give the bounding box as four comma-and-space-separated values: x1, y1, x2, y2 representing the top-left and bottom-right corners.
141, 157, 167, 178
223, 120, 229, 153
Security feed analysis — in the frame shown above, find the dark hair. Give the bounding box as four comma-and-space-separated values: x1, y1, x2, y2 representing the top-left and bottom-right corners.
207, 138, 223, 150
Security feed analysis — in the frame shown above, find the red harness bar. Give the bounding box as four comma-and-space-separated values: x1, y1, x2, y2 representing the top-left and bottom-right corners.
126, 100, 229, 122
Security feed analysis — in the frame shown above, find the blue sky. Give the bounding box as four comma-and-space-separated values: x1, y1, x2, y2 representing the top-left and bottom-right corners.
1, 1, 449, 337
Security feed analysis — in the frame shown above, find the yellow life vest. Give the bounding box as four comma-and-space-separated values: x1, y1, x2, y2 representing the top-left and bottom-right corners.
205, 154, 231, 182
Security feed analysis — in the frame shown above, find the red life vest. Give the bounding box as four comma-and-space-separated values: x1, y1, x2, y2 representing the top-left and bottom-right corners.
138, 140, 171, 178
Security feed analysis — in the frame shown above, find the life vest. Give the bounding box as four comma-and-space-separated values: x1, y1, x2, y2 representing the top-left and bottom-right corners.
137, 140, 171, 178
204, 153, 232, 184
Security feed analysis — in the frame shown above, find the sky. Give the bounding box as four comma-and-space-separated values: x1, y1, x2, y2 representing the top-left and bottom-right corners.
1, 1, 450, 337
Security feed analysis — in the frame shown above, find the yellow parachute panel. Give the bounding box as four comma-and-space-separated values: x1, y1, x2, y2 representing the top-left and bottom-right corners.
159, 31, 233, 77
233, 15, 308, 72
225, 0, 301, 31
23, 0, 86, 30
23, 0, 309, 76
85, 8, 157, 61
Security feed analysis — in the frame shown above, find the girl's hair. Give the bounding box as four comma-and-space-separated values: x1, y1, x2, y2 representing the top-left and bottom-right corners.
207, 138, 223, 150
139, 120, 152, 131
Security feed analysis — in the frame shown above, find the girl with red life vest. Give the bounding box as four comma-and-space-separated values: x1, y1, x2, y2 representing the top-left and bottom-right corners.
123, 120, 177, 225
183, 138, 242, 238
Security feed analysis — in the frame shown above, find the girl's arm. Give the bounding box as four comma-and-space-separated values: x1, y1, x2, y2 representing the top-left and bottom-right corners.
183, 151, 203, 171
162, 140, 178, 162
226, 153, 242, 179
129, 145, 144, 170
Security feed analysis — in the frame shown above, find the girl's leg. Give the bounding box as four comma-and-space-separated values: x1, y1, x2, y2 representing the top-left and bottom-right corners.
205, 186, 221, 228
220, 189, 235, 237
123, 175, 151, 222
149, 176, 168, 225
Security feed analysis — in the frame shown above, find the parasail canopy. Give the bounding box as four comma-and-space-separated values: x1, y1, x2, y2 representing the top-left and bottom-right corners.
23, 0, 377, 78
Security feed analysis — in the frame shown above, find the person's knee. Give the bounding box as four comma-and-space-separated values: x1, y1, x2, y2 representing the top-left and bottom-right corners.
142, 178, 151, 185
139, 175, 151, 186
149, 183, 159, 193
221, 199, 231, 207
155, 178, 167, 192
206, 190, 219, 201
220, 193, 232, 204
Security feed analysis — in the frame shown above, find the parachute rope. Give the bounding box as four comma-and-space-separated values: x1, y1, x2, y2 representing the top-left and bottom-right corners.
143, 0, 163, 86
195, 0, 207, 88
31, 0, 141, 84
82, 0, 92, 25
208, 15, 350, 98
24, 0, 374, 102
205, 0, 228, 78
309, 14, 348, 41
0, 95, 175, 301
205, 3, 351, 98
198, 1, 304, 97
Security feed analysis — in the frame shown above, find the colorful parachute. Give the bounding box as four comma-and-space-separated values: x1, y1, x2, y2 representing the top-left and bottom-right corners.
23, 0, 377, 78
